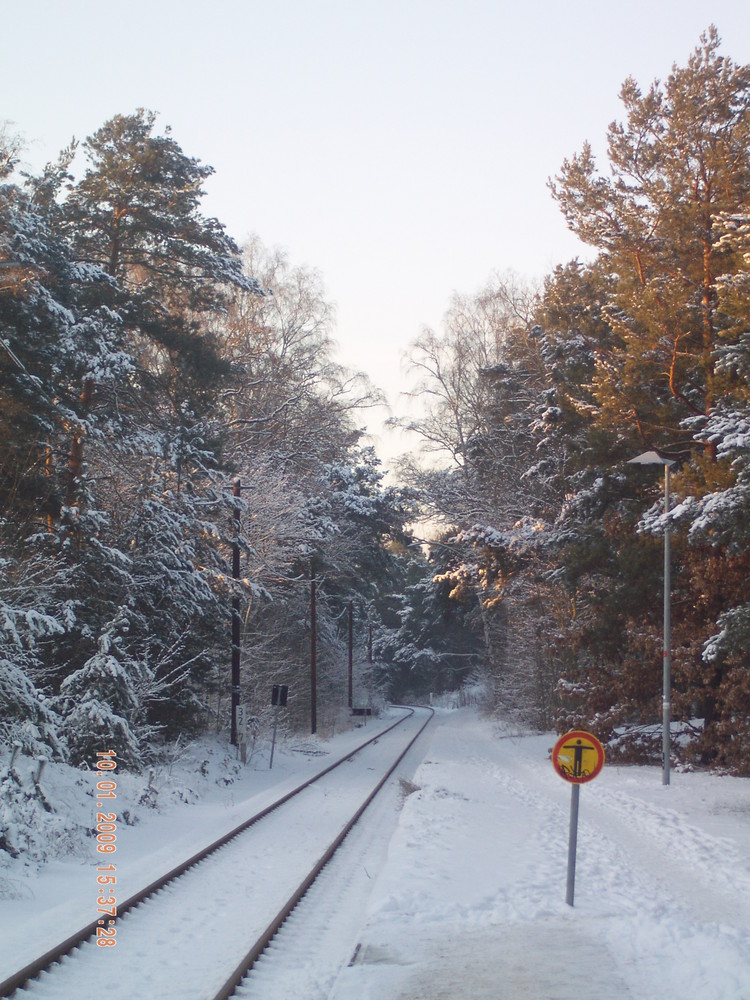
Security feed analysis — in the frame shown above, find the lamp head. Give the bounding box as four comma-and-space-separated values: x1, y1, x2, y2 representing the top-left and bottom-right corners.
629, 450, 675, 467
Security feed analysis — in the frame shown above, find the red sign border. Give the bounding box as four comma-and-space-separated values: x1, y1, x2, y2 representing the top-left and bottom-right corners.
552, 729, 605, 784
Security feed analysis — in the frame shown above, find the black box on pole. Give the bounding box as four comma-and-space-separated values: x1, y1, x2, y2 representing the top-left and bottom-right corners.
272, 685, 288, 707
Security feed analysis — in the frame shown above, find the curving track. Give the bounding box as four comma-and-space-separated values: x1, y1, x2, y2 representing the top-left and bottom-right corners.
1, 706, 433, 1000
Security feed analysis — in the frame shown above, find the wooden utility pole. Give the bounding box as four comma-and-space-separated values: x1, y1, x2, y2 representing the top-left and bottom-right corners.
230, 479, 241, 746
348, 601, 354, 709
310, 566, 317, 735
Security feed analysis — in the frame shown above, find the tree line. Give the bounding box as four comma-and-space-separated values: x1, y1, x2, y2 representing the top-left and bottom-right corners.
3, 26, 748, 776
399, 28, 750, 772
2, 108, 476, 769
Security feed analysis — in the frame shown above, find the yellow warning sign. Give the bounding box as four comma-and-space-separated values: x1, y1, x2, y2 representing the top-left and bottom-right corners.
552, 730, 605, 784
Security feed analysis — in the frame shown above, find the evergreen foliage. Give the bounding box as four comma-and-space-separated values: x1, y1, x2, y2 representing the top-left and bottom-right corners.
3, 27, 749, 778
1, 116, 419, 771
402, 30, 750, 769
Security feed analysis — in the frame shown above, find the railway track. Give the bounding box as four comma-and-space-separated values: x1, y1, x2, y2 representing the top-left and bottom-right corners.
1, 706, 434, 999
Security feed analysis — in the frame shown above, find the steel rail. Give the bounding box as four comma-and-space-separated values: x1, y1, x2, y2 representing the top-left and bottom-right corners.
0, 707, 416, 998
212, 706, 435, 1000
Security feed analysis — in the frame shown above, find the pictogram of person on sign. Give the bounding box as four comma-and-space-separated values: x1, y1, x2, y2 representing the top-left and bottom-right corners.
561, 738, 595, 777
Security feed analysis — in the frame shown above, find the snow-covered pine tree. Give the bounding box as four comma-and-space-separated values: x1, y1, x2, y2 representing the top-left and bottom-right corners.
43, 111, 264, 751
0, 529, 68, 759
550, 27, 750, 450
667, 212, 750, 769
56, 611, 156, 768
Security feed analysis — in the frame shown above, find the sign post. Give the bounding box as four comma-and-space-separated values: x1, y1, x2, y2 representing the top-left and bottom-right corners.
236, 704, 247, 763
551, 729, 605, 906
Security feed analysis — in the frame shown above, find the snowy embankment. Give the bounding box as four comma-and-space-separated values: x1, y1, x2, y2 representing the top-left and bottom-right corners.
0, 717, 399, 984
2, 708, 750, 999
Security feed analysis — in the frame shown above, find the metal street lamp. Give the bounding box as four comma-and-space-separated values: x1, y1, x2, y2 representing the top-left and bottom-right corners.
629, 451, 676, 785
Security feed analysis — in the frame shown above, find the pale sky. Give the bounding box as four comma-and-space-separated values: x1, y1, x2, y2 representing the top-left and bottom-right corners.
4, 0, 750, 463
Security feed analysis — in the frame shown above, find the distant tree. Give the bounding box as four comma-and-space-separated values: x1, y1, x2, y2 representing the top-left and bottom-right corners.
375, 541, 484, 703
661, 212, 750, 769
30, 112, 267, 745
60, 110, 260, 508
204, 238, 401, 732
396, 274, 553, 713
550, 26, 750, 455
543, 29, 750, 762
0, 130, 126, 534
218, 236, 377, 475
63, 108, 254, 304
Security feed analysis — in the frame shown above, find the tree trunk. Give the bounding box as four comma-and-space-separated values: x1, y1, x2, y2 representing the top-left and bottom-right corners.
701, 238, 718, 460
66, 378, 93, 510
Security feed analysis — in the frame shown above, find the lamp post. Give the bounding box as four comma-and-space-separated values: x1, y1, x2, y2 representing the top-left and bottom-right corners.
629, 451, 676, 785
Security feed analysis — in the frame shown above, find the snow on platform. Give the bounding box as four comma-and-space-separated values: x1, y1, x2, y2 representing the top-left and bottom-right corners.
331, 709, 750, 1000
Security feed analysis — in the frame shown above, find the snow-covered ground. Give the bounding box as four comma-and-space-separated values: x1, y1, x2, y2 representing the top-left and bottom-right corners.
3, 708, 750, 999
0, 711, 411, 991
332, 710, 750, 1000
